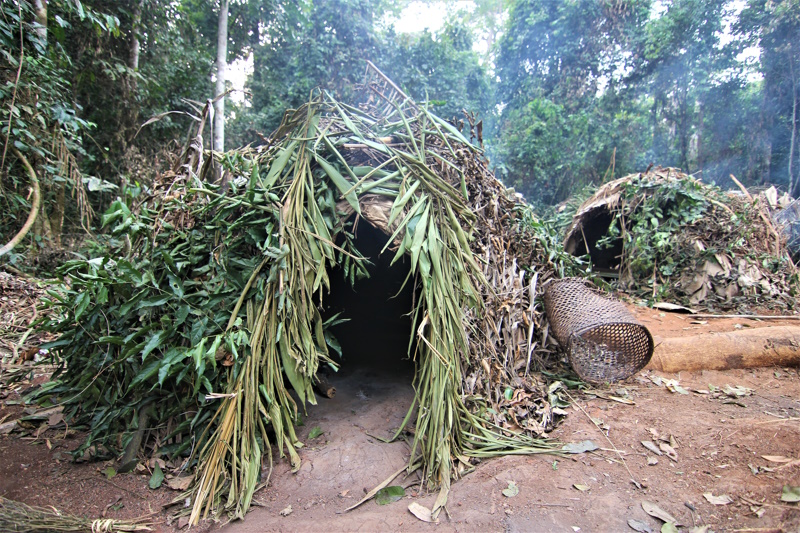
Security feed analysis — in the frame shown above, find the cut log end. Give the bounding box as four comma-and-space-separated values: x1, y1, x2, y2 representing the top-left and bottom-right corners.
314, 377, 336, 399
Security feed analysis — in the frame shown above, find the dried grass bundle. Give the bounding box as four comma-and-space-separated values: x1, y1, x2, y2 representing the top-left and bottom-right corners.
0, 497, 151, 532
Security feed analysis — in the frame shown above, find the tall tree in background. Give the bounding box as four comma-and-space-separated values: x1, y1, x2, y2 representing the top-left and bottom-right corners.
454, 0, 510, 64
494, 0, 649, 204
738, 0, 800, 193
628, 0, 728, 174
63, 1, 213, 184
214, 0, 229, 151
241, 0, 388, 142
33, 0, 48, 43
381, 20, 493, 122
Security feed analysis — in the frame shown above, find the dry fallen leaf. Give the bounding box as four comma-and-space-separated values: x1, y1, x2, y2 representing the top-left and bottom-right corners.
47, 412, 64, 427
762, 455, 793, 463
627, 518, 655, 533
653, 302, 697, 314
642, 440, 663, 456
642, 500, 678, 524
608, 395, 636, 405
408, 502, 438, 523
782, 485, 800, 503
166, 476, 193, 491
561, 440, 599, 454
703, 492, 733, 505
573, 484, 590, 492
503, 481, 520, 497
659, 442, 678, 462
665, 379, 689, 395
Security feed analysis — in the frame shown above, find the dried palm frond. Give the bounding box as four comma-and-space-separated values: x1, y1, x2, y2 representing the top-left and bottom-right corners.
0, 497, 151, 532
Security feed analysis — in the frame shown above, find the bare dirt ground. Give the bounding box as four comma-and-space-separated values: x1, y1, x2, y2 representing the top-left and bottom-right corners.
1, 306, 799, 532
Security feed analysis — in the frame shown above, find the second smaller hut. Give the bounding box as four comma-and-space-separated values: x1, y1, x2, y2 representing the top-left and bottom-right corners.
563, 167, 798, 311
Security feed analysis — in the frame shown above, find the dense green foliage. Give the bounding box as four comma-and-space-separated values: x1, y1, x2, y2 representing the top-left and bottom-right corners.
494, 0, 800, 205
3, 0, 799, 252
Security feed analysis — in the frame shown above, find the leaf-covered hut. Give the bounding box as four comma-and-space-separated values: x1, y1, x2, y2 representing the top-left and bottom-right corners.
563, 167, 798, 310
38, 64, 582, 524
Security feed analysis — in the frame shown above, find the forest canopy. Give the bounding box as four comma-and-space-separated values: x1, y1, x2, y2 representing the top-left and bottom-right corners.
1, 0, 799, 250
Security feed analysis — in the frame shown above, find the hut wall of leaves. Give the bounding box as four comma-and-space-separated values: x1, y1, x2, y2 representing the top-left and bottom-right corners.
38, 65, 579, 524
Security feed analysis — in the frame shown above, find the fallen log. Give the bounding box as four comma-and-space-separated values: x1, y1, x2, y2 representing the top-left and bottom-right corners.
646, 326, 800, 372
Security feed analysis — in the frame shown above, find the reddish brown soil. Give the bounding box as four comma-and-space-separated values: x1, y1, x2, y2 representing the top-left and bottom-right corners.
1, 307, 799, 532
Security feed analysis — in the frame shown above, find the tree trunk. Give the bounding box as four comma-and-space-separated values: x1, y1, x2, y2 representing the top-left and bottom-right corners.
129, 0, 143, 71
120, 0, 145, 156
789, 57, 798, 196
33, 0, 47, 47
696, 99, 703, 177
646, 326, 800, 372
213, 0, 229, 152
678, 82, 690, 172
30, 0, 52, 245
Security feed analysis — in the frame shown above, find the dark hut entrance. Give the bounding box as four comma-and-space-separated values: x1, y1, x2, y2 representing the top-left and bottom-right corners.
322, 220, 416, 380
565, 209, 624, 276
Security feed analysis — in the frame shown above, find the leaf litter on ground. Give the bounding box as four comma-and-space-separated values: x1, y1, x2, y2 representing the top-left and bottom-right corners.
561, 440, 599, 454
641, 500, 679, 525
781, 485, 800, 503
375, 486, 405, 505
703, 492, 733, 505
502, 481, 519, 497
408, 502, 437, 523
148, 463, 164, 490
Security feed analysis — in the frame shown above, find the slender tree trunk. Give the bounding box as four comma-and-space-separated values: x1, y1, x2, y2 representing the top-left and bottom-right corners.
213, 0, 229, 152
759, 84, 773, 185
696, 100, 704, 177
678, 82, 690, 172
129, 0, 143, 71
789, 57, 798, 197
650, 97, 659, 161
30, 0, 57, 245
33, 0, 47, 47
120, 0, 145, 157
